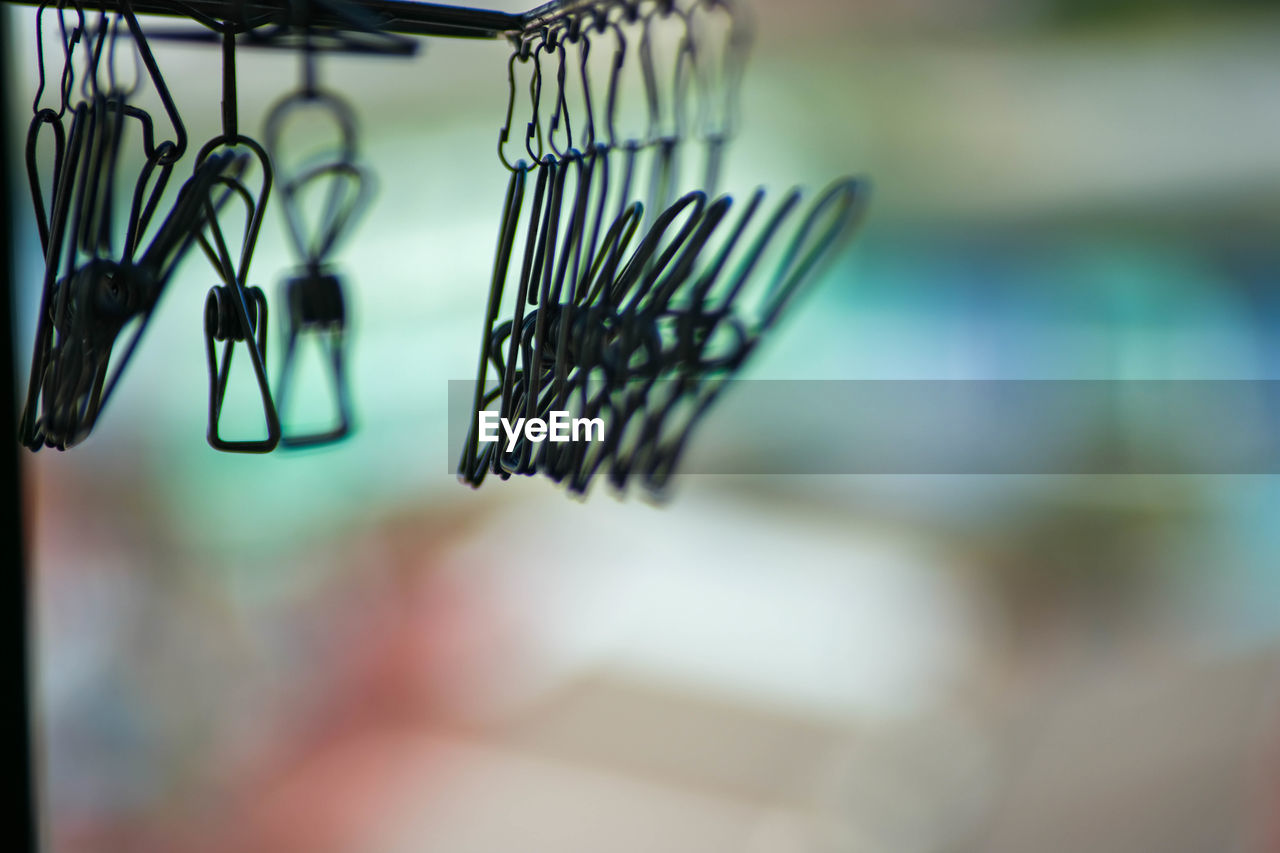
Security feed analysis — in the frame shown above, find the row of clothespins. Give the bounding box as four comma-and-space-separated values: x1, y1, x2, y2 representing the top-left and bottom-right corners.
15, 0, 871, 494
458, 0, 869, 497
19, 0, 382, 453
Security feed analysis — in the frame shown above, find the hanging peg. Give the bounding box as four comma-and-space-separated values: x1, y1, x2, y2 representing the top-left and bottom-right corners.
198, 176, 280, 454
197, 26, 281, 452
264, 40, 370, 449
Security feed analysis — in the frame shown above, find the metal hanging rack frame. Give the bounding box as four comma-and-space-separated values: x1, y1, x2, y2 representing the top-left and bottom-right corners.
0, 0, 620, 40
0, 0, 672, 849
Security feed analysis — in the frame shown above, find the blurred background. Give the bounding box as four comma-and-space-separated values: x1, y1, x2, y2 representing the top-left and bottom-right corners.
8, 0, 1280, 850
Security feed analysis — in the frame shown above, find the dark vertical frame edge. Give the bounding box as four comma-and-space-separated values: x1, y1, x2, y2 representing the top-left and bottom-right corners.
1, 3, 38, 851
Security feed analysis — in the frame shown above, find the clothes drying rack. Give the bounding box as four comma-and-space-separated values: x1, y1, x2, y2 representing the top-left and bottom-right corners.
0, 2, 668, 848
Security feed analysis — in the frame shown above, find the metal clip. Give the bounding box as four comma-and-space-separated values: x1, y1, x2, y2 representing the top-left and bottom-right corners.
265, 83, 369, 448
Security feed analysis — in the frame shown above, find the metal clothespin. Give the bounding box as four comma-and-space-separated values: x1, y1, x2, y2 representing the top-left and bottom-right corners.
198, 28, 281, 452
263, 9, 370, 447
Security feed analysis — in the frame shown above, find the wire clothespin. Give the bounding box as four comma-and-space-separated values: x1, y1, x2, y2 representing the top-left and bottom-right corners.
198, 29, 280, 452
265, 23, 370, 448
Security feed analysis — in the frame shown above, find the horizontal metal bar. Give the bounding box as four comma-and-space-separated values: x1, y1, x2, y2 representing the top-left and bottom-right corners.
142, 25, 422, 51
0, 0, 526, 38
0, 0, 635, 40
520, 0, 601, 29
